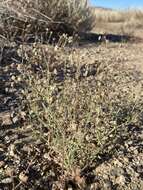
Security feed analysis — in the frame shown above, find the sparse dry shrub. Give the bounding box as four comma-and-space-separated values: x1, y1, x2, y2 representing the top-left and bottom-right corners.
90, 7, 143, 37
92, 8, 143, 24
0, 0, 93, 40
21, 43, 143, 177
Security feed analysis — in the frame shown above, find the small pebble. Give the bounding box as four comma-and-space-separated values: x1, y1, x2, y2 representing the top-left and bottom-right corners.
115, 175, 126, 186
103, 180, 112, 190
1, 177, 13, 184
12, 116, 19, 124
0, 161, 5, 168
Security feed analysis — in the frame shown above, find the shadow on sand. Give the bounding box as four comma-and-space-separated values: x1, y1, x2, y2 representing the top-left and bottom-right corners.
12, 31, 131, 45
78, 32, 131, 45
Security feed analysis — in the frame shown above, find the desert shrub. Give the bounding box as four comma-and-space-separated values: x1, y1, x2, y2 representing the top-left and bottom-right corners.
20, 43, 142, 176
0, 0, 93, 40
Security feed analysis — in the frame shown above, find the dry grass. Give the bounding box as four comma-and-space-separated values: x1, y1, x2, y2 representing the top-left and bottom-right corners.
93, 8, 143, 23
92, 8, 143, 36
0, 0, 93, 40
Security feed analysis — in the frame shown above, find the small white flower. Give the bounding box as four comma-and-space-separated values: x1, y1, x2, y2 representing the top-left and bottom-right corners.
54, 45, 58, 51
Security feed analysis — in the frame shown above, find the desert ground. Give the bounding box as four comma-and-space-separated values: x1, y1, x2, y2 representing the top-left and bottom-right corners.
0, 4, 143, 190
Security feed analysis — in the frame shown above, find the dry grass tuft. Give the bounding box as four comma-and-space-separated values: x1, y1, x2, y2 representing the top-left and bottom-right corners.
0, 0, 93, 40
